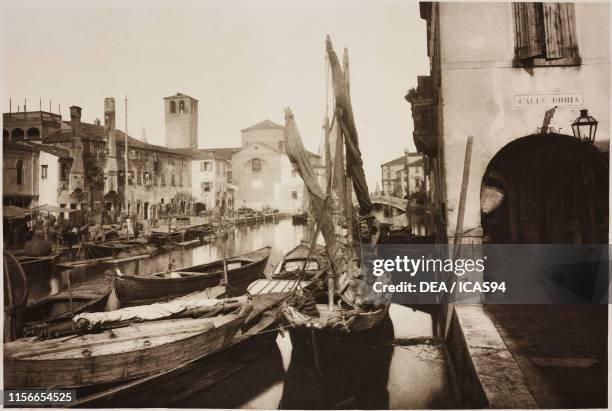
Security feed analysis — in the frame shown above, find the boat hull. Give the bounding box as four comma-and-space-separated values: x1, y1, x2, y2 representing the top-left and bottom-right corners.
113, 247, 271, 305
22, 291, 111, 337
71, 307, 279, 407
147, 231, 184, 248
4, 301, 250, 389
287, 305, 390, 371
291, 213, 308, 225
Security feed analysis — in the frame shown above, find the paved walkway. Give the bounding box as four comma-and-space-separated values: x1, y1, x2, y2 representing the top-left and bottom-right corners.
484, 304, 608, 408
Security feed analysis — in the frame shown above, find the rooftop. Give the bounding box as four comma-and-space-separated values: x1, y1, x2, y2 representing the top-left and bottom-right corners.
198, 147, 240, 160
241, 119, 284, 132
44, 120, 191, 156
163, 92, 198, 102
382, 153, 424, 167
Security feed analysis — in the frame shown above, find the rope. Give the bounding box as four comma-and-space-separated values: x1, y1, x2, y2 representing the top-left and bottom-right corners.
283, 193, 330, 299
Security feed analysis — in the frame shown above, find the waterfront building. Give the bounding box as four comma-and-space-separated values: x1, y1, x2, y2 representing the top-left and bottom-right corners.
232, 119, 323, 211
3, 99, 193, 219
380, 153, 426, 199
2, 140, 41, 208
180, 149, 234, 214
409, 2, 609, 244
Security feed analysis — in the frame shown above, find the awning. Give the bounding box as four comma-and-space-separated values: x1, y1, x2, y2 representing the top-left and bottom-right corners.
32, 204, 74, 213
3, 205, 30, 219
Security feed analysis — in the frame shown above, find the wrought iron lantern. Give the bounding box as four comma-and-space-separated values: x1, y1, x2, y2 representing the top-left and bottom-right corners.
571, 109, 598, 143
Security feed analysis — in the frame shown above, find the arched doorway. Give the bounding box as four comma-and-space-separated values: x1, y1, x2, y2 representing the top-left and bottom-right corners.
12, 128, 24, 139
481, 133, 608, 244
26, 127, 40, 139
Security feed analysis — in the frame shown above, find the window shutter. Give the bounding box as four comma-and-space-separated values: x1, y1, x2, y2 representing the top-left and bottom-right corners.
544, 3, 578, 59
514, 2, 543, 61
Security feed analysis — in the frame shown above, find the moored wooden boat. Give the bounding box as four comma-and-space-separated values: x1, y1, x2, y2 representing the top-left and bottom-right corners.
22, 289, 111, 338
16, 252, 61, 277
376, 223, 436, 244
4, 293, 254, 389
283, 303, 390, 370
113, 246, 272, 305
57, 241, 157, 270
148, 230, 185, 248
69, 293, 283, 407
79, 240, 156, 260
184, 223, 214, 242
291, 212, 308, 225
271, 243, 327, 281
279, 36, 392, 372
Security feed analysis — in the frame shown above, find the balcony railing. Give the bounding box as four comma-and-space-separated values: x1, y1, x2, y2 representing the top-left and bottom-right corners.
3, 111, 62, 123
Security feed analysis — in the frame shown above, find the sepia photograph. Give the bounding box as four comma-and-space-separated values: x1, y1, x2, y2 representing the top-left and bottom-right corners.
1, 1, 609, 409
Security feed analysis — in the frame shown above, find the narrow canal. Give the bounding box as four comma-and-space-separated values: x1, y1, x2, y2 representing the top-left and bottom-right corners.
27, 217, 460, 409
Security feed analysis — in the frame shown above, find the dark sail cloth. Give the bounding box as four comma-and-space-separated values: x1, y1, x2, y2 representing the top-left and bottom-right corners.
283, 108, 351, 299
325, 36, 373, 215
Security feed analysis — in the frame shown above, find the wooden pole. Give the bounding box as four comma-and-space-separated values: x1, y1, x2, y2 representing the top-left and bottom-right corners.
452, 136, 473, 259
444, 136, 473, 338
343, 48, 355, 260
405, 149, 411, 203
124, 96, 129, 217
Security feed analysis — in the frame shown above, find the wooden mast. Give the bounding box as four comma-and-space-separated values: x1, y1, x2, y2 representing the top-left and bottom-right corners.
342, 48, 357, 276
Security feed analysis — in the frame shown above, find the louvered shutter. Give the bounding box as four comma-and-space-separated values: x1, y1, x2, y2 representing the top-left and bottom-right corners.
514, 3, 543, 61
544, 3, 578, 59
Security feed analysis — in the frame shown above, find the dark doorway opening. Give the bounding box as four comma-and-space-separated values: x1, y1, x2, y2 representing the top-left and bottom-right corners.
481, 134, 608, 245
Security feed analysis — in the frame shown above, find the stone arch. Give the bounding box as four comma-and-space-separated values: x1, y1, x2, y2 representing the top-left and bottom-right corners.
170, 101, 176, 113
480, 133, 608, 244
179, 100, 186, 113
12, 128, 24, 138
26, 127, 40, 139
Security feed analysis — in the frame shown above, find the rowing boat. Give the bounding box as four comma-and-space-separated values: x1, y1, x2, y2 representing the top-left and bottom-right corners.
113, 246, 271, 305
148, 230, 185, 248
4, 293, 255, 389
69, 293, 282, 407
22, 289, 111, 338
271, 243, 327, 281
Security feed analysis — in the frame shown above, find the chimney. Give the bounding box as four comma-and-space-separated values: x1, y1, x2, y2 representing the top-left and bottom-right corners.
70, 106, 82, 141
103, 98, 119, 195
68, 106, 85, 192
104, 98, 115, 130
104, 98, 117, 158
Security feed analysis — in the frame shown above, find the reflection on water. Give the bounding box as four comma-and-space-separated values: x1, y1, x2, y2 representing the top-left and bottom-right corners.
180, 305, 458, 409
26, 218, 309, 304
24, 216, 459, 409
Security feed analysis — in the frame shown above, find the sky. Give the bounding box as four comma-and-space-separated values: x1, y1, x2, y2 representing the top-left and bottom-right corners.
1, 0, 429, 189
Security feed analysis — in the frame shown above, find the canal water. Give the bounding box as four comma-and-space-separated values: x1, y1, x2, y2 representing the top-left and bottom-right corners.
26, 217, 460, 409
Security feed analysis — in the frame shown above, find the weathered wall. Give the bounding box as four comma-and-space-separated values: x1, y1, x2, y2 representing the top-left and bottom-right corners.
3, 146, 39, 206
437, 2, 610, 239
38, 151, 59, 206
191, 158, 228, 210
241, 128, 284, 150
232, 143, 280, 210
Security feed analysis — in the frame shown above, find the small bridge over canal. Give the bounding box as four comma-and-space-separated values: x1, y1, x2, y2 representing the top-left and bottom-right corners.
360, 195, 431, 214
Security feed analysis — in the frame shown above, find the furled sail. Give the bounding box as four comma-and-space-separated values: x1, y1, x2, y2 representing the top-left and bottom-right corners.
283, 108, 353, 302
325, 35, 373, 215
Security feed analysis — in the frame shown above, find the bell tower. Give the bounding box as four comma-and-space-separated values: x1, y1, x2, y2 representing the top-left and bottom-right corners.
164, 93, 198, 149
